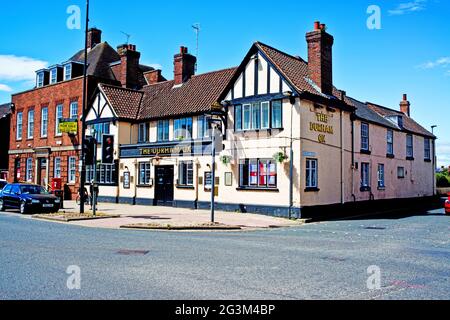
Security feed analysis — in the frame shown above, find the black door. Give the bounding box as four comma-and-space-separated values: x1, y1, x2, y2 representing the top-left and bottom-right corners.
154, 166, 174, 206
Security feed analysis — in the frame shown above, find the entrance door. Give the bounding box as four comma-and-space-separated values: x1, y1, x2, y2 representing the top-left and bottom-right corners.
14, 158, 20, 183
154, 166, 174, 206
36, 158, 47, 187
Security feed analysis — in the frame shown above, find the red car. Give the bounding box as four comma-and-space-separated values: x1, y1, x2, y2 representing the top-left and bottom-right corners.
445, 193, 450, 215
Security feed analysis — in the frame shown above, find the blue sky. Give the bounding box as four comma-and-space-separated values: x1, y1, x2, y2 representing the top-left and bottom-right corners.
0, 0, 449, 166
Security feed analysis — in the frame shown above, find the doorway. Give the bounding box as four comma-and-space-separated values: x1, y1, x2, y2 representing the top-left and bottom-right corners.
36, 158, 47, 187
154, 165, 174, 206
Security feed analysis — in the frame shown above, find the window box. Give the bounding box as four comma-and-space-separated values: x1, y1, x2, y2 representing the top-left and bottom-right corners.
360, 149, 371, 155
386, 153, 395, 159
176, 185, 195, 190
406, 157, 415, 161
377, 187, 386, 191
305, 187, 320, 192
360, 186, 371, 192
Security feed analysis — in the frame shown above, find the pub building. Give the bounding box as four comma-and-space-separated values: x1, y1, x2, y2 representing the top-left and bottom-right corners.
86, 22, 436, 218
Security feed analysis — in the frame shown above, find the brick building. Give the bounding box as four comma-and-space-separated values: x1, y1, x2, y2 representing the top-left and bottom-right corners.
8, 28, 154, 199
0, 103, 12, 179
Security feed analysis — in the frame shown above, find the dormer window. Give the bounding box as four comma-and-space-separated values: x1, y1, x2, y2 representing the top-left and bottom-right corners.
50, 68, 58, 84
37, 72, 44, 88
64, 64, 72, 81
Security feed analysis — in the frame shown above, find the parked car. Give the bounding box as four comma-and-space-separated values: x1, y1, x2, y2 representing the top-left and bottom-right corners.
0, 183, 60, 214
0, 179, 7, 190
445, 193, 450, 215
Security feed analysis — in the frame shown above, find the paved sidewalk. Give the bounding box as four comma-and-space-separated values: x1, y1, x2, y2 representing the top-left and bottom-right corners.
60, 201, 303, 230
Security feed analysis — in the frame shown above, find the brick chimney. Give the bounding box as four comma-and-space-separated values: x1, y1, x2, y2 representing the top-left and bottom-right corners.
87, 28, 102, 50
117, 44, 141, 89
400, 94, 411, 117
306, 21, 334, 95
174, 46, 196, 85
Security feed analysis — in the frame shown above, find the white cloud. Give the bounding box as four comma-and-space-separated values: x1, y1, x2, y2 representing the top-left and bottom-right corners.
389, 0, 427, 15
0, 55, 48, 82
419, 57, 450, 69
0, 84, 13, 92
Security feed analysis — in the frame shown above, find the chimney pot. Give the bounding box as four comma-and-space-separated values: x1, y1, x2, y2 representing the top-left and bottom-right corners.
314, 21, 321, 30
400, 94, 411, 117
306, 21, 334, 95
87, 28, 102, 50
117, 44, 141, 89
174, 46, 196, 85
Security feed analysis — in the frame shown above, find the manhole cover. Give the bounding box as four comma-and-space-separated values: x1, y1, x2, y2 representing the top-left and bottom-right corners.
364, 227, 386, 230
116, 250, 149, 256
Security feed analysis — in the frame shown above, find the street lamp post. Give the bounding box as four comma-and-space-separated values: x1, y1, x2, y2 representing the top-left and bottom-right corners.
79, 0, 90, 214
431, 125, 437, 196
284, 91, 296, 219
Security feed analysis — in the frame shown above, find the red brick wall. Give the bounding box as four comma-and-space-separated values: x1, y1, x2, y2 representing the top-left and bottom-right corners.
8, 77, 95, 199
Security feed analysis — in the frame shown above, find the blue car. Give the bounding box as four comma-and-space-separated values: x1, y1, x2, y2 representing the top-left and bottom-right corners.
0, 183, 61, 214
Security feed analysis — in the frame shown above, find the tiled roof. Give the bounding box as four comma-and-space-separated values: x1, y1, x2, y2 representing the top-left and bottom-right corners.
366, 102, 435, 138
69, 42, 121, 80
0, 103, 11, 118
99, 84, 143, 120
99, 67, 237, 121
138, 67, 237, 120
348, 97, 399, 130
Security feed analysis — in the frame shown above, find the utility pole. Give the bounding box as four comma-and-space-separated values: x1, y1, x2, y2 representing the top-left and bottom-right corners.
79, 0, 90, 214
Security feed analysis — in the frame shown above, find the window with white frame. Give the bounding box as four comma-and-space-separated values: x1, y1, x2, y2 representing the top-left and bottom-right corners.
239, 159, 277, 188
197, 115, 211, 139
361, 123, 369, 151
157, 120, 170, 141
138, 162, 151, 185
235, 100, 282, 131
377, 164, 385, 188
68, 157, 77, 183
306, 159, 318, 189
54, 158, 61, 178
86, 163, 117, 184
64, 64, 72, 81
424, 138, 431, 161
70, 102, 78, 120
50, 68, 57, 84
174, 117, 193, 140
27, 110, 34, 139
406, 134, 414, 158
271, 100, 282, 129
361, 162, 370, 189
41, 107, 48, 138
387, 129, 394, 155
397, 166, 405, 179
37, 72, 44, 88
16, 112, 23, 140
26, 158, 33, 182
138, 123, 149, 143
178, 161, 194, 186
55, 104, 63, 136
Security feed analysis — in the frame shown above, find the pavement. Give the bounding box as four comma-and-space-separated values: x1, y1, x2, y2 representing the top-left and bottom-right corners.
0, 206, 448, 300
56, 201, 303, 230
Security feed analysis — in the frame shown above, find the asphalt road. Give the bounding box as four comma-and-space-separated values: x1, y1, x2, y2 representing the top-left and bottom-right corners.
0, 208, 448, 300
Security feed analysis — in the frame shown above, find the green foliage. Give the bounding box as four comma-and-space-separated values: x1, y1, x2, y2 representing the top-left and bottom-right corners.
436, 173, 450, 188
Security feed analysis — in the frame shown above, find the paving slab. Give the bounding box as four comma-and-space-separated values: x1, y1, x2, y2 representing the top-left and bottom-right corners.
59, 201, 303, 230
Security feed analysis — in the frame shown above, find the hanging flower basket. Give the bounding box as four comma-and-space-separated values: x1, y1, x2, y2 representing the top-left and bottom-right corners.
273, 152, 288, 164
220, 155, 232, 165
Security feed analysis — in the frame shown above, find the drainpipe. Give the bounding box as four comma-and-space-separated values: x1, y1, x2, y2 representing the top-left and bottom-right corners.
340, 109, 344, 204
351, 113, 356, 201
